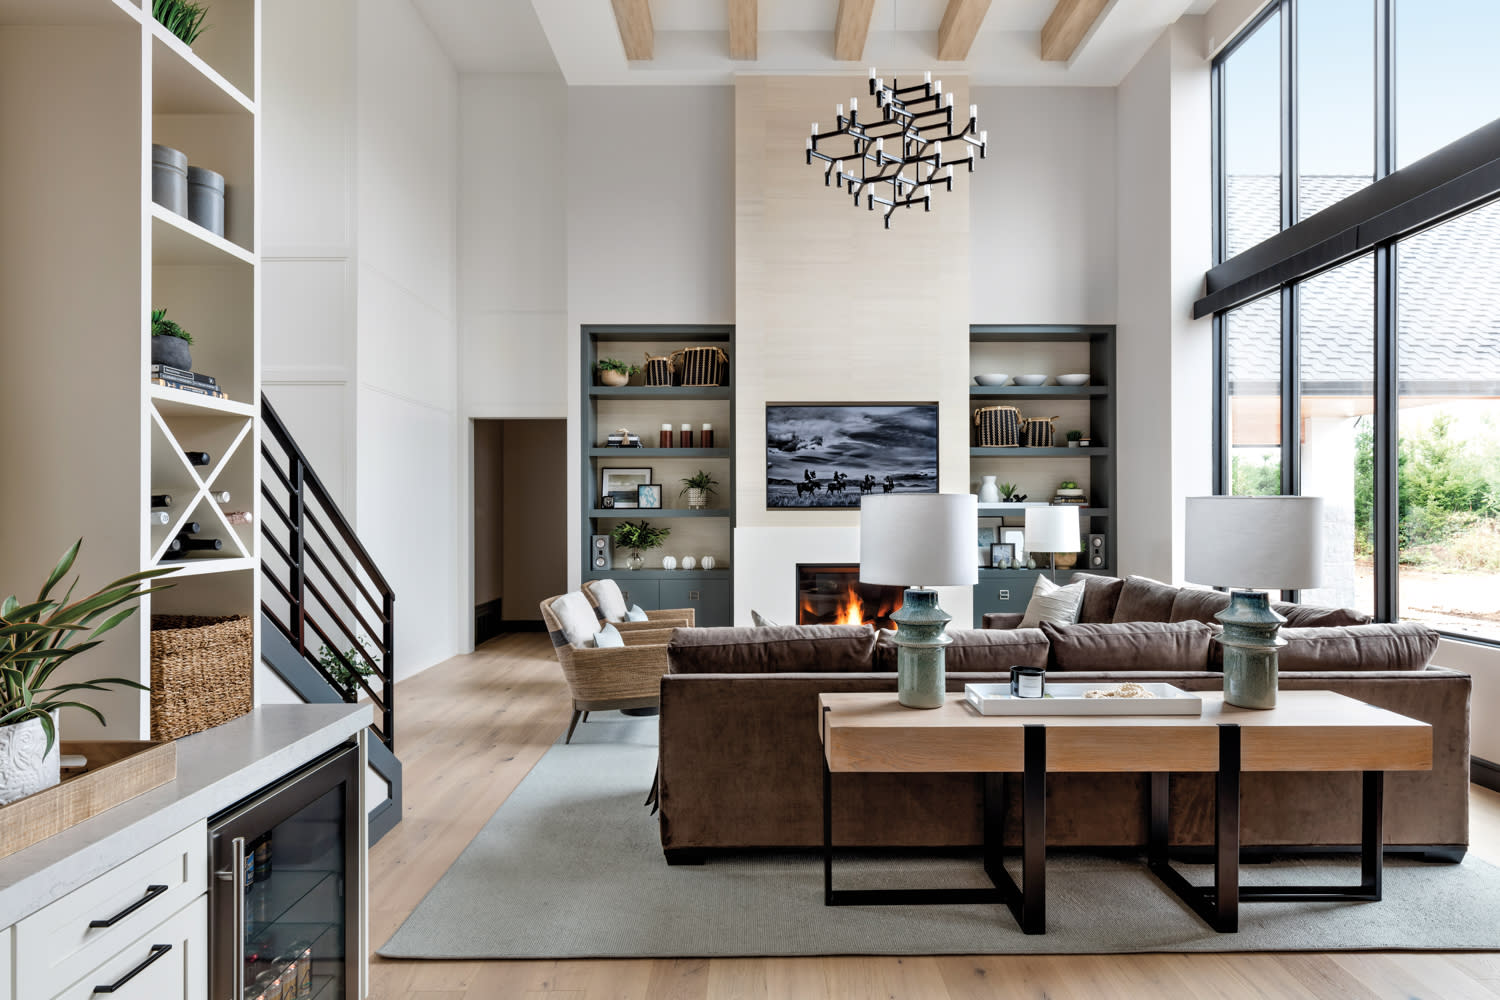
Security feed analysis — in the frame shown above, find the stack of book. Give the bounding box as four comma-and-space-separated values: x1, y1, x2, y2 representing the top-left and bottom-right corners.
605, 431, 642, 447
1051, 495, 1089, 506
151, 364, 226, 399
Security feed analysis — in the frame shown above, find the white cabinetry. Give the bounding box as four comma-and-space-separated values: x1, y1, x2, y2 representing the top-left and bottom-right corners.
52, 895, 207, 1000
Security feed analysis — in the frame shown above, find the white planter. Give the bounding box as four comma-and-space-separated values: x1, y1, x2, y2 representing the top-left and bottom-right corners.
685, 488, 708, 509
0, 714, 60, 806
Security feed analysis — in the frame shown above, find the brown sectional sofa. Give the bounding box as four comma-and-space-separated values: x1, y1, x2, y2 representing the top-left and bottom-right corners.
656, 580, 1470, 864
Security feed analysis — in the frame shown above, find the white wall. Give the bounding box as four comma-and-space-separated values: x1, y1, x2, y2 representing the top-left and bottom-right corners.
355, 0, 461, 679
970, 87, 1117, 324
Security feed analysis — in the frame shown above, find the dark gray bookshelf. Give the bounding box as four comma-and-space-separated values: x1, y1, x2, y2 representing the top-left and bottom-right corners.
581, 324, 735, 625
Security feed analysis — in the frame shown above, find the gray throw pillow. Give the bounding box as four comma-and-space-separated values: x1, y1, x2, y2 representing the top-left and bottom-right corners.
1019, 575, 1086, 628
593, 623, 625, 648
625, 604, 650, 622
750, 609, 778, 627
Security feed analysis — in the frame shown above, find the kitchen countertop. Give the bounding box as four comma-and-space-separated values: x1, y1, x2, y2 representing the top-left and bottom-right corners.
0, 703, 372, 928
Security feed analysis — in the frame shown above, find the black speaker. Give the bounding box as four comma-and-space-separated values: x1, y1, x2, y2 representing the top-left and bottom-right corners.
591, 534, 612, 571
1086, 533, 1107, 570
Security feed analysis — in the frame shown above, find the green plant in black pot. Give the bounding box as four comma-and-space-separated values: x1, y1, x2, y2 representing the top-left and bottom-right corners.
150, 308, 194, 370
610, 519, 670, 570
596, 358, 640, 387
153, 0, 209, 46
679, 470, 719, 509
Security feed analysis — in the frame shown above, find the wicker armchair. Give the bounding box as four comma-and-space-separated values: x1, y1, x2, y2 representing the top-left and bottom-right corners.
539, 593, 674, 743
582, 578, 695, 630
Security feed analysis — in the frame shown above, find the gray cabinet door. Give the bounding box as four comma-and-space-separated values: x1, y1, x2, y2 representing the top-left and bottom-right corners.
660, 577, 731, 626
972, 572, 1036, 627
611, 578, 660, 611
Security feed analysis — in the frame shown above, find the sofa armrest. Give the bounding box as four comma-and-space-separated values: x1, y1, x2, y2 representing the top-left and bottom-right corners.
981, 612, 1025, 630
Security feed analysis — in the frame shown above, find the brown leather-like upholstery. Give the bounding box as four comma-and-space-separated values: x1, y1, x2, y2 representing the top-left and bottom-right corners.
1278, 603, 1374, 627
1111, 576, 1181, 623
874, 628, 1050, 672
1041, 620, 1216, 671
1169, 586, 1234, 624
657, 666, 1470, 853
1075, 573, 1127, 623
668, 625, 876, 675
1277, 623, 1440, 672
981, 612, 1026, 630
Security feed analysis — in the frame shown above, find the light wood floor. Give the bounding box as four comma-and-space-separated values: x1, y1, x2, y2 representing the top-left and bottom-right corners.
369, 632, 1500, 1000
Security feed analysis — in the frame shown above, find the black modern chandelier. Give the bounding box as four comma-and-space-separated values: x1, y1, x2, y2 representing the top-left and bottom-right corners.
806, 69, 987, 229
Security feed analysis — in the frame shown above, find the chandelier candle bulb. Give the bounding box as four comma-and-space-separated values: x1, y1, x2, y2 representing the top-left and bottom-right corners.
811, 122, 818, 134
934, 80, 942, 93
924, 71, 931, 83
869, 66, 876, 79
836, 104, 843, 118
849, 97, 857, 113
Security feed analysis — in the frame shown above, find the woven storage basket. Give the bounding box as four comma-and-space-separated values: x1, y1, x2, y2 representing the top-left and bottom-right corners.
671, 346, 729, 387
974, 405, 1021, 447
643, 352, 675, 386
149, 615, 253, 740
1022, 416, 1058, 448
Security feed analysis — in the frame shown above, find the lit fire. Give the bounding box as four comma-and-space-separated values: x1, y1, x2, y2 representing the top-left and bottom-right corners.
834, 591, 864, 626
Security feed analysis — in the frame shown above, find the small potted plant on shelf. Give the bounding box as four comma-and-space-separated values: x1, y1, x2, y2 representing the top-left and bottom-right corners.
596, 358, 640, 387
150, 308, 194, 370
0, 540, 175, 805
153, 0, 209, 45
679, 470, 719, 510
1066, 430, 1083, 448
610, 520, 670, 571
1000, 482, 1027, 503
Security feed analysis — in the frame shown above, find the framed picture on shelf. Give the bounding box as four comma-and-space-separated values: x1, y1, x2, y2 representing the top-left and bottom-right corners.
990, 542, 1017, 569
637, 484, 663, 509
765, 403, 939, 510
601, 467, 651, 507
978, 526, 996, 567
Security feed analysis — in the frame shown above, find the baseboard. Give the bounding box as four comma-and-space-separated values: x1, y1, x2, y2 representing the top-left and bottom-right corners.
1474, 755, 1500, 793
499, 620, 546, 633
474, 598, 505, 644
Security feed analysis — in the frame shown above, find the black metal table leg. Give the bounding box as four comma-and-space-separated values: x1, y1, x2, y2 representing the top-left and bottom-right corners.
1148, 771, 1169, 868
823, 753, 833, 906
1146, 724, 1240, 933
1361, 770, 1384, 897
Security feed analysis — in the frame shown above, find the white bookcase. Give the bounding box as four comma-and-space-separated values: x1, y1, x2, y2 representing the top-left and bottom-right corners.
0, 0, 261, 739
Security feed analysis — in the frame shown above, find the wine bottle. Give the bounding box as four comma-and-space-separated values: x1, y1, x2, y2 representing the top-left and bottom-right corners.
165, 537, 184, 555
177, 537, 223, 552
183, 451, 210, 466
179, 521, 201, 535
225, 511, 254, 526
151, 493, 172, 508
209, 490, 231, 503
148, 511, 169, 526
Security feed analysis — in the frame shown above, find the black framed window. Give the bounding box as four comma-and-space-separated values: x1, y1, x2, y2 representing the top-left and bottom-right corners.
1211, 0, 1500, 646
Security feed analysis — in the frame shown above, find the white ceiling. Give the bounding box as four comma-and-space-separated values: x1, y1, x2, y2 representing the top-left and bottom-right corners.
412, 0, 1217, 86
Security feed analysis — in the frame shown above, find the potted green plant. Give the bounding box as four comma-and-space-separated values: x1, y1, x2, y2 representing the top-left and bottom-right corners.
0, 541, 174, 805
317, 639, 377, 697
596, 358, 640, 387
1066, 430, 1083, 448
153, 0, 209, 45
150, 308, 194, 370
679, 470, 719, 510
610, 520, 670, 570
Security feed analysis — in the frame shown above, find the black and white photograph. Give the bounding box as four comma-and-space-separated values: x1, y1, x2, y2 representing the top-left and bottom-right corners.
765, 404, 939, 509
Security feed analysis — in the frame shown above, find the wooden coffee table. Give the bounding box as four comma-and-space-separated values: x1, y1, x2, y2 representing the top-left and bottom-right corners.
818, 689, 1432, 934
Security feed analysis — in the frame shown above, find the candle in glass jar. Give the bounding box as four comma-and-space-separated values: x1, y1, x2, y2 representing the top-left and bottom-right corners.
701, 423, 714, 448
660, 423, 673, 448
679, 423, 693, 448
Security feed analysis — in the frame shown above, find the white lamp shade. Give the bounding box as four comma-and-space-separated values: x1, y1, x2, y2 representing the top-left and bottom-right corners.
1185, 495, 1325, 590
1024, 506, 1080, 554
859, 493, 978, 587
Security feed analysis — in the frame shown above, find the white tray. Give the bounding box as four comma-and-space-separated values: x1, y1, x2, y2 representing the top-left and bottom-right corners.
963, 682, 1203, 716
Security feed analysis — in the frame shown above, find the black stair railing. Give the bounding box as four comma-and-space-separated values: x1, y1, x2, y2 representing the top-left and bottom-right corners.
260, 396, 396, 750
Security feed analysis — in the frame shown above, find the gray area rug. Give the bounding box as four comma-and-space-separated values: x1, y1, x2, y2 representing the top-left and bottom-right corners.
379, 716, 1500, 958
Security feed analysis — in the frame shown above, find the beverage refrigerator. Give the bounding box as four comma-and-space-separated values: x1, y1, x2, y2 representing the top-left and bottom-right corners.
208, 739, 365, 999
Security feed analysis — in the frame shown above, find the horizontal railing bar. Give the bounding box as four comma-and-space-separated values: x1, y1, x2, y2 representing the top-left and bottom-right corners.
303, 545, 387, 644
259, 443, 297, 497
304, 507, 386, 622
303, 609, 389, 715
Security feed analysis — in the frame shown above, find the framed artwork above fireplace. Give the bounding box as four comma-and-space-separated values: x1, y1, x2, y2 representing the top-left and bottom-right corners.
765, 403, 939, 510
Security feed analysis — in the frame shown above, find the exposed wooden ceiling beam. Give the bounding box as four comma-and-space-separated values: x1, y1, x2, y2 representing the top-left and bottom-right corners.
937, 0, 992, 61
1040, 0, 1108, 62
729, 0, 757, 60
834, 0, 876, 62
611, 0, 653, 61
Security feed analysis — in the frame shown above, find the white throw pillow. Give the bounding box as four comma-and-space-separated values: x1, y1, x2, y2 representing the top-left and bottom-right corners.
1019, 575, 1086, 629
751, 609, 778, 627
625, 604, 650, 622
553, 592, 602, 648
589, 579, 630, 622
593, 623, 625, 648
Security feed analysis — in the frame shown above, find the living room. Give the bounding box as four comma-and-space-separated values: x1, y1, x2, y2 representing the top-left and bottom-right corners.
0, 0, 1497, 997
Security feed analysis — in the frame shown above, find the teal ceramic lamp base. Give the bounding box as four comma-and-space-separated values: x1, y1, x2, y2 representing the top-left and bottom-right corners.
1214, 590, 1287, 710
890, 588, 952, 709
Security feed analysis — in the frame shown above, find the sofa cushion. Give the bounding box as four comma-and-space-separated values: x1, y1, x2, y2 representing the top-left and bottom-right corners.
874, 628, 1050, 672
1275, 603, 1375, 628
1075, 574, 1127, 623
1041, 620, 1216, 671
1019, 575, 1086, 628
1112, 576, 1180, 623
667, 625, 876, 674
1207, 622, 1440, 672
1170, 587, 1233, 624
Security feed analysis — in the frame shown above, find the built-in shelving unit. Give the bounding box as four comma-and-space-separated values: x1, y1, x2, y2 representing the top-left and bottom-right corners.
968, 325, 1116, 626
0, 0, 260, 737
580, 325, 735, 625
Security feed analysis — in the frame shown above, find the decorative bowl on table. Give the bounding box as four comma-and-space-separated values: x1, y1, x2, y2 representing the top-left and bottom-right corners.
1012, 374, 1048, 386
1056, 374, 1090, 386
974, 373, 1010, 386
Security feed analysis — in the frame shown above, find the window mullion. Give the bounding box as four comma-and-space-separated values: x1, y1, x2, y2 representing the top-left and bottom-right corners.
1373, 243, 1399, 622
1282, 0, 1297, 229
1375, 0, 1394, 179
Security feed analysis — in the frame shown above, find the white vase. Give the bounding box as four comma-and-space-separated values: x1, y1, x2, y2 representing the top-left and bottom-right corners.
700, 555, 716, 570
0, 714, 60, 806
681, 556, 697, 570
661, 556, 677, 570
978, 475, 1001, 503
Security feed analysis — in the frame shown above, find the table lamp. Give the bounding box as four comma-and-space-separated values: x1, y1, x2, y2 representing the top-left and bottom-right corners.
860, 493, 978, 709
1024, 506, 1081, 580
1185, 495, 1324, 709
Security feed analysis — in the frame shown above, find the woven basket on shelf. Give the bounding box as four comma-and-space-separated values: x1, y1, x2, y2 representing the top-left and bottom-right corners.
671, 346, 729, 387
1022, 416, 1059, 447
643, 352, 675, 386
149, 614, 253, 741
973, 405, 1021, 447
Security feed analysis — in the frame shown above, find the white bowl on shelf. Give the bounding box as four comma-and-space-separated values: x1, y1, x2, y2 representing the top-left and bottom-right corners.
1056, 373, 1090, 386
1057, 488, 1085, 497
1012, 374, 1049, 386
973, 373, 1010, 386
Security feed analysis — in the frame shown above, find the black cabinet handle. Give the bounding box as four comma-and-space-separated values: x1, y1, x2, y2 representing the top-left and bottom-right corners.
91, 943, 171, 994
89, 884, 168, 928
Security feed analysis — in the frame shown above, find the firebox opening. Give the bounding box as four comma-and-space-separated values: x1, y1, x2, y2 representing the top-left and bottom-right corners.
795, 564, 905, 630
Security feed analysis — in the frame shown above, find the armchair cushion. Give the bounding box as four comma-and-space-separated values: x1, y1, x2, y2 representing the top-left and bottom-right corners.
552, 591, 602, 648
587, 578, 630, 622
